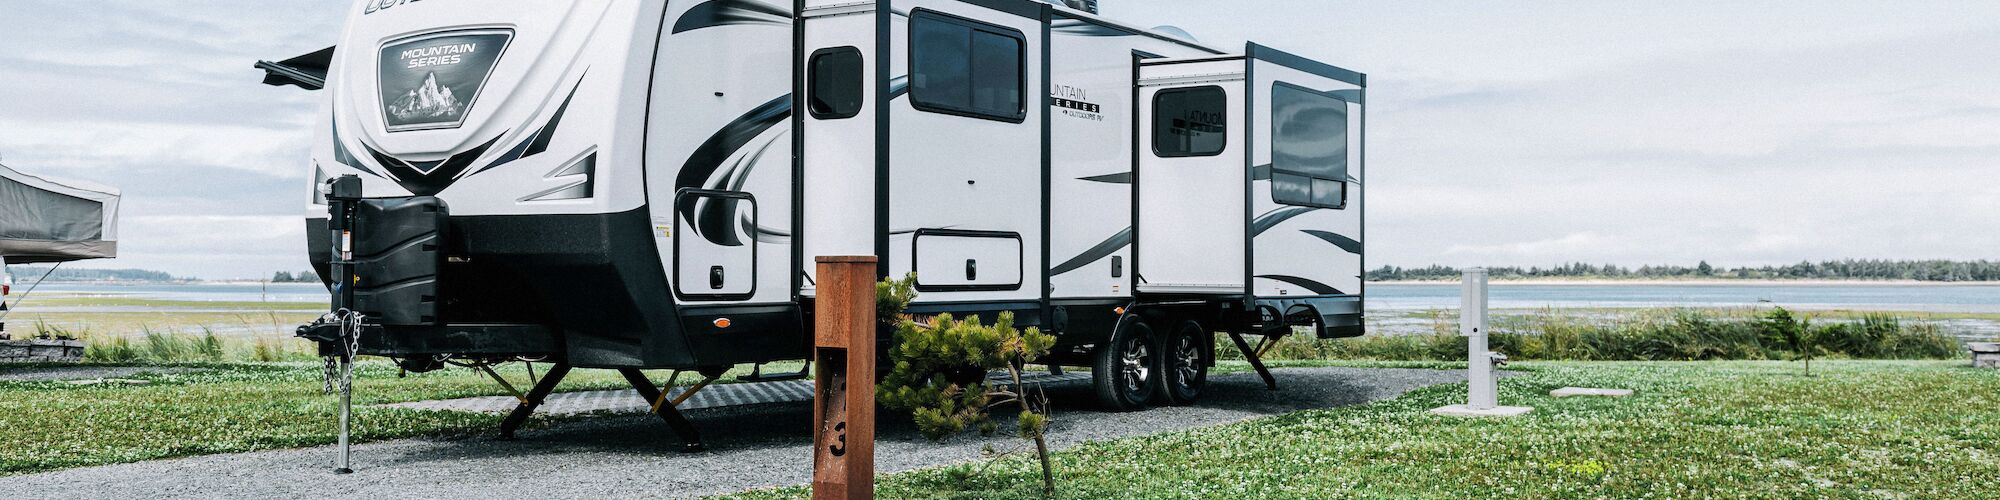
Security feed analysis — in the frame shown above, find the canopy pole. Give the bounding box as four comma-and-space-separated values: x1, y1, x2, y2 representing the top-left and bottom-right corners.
0, 262, 59, 323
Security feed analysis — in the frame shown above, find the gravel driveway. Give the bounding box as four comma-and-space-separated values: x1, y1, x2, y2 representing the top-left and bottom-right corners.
0, 367, 1466, 499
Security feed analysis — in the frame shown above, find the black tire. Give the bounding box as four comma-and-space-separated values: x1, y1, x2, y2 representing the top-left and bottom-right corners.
1157, 320, 1210, 405
1093, 316, 1158, 411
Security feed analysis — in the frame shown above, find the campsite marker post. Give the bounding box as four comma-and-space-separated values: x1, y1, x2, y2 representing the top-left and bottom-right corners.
812, 256, 876, 500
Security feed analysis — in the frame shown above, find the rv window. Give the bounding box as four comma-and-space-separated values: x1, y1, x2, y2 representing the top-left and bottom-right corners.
1270, 83, 1350, 209
809, 47, 864, 119
1152, 86, 1227, 157
910, 10, 1025, 122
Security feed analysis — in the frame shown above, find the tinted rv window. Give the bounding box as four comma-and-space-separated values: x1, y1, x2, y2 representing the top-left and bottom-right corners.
910, 10, 1025, 122
1153, 86, 1227, 157
809, 47, 864, 119
1271, 83, 1350, 209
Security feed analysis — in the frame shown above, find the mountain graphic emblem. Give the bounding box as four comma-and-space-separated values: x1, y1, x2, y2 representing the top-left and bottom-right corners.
388, 72, 465, 121
377, 30, 512, 132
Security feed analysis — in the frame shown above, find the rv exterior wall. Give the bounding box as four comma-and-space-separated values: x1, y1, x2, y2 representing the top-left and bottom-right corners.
649, 0, 798, 305
1045, 13, 1212, 299
884, 0, 1049, 304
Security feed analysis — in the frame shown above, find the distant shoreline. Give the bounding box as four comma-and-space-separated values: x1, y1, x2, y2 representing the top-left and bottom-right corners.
1371, 279, 2000, 286
21, 279, 2000, 287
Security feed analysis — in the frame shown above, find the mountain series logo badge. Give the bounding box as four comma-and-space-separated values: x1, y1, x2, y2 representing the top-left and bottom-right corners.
388, 72, 464, 121
377, 30, 512, 132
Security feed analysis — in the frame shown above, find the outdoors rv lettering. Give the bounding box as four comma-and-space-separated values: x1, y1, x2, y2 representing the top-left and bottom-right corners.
1052, 84, 1103, 121
362, 0, 423, 15
400, 43, 478, 69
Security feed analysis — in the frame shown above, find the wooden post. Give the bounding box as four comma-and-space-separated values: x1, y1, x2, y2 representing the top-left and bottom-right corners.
813, 256, 876, 500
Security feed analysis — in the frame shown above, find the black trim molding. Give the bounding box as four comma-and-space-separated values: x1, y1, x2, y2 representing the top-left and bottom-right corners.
1248, 43, 1367, 87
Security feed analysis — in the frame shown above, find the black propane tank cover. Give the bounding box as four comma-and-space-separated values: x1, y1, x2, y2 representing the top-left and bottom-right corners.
349, 196, 449, 326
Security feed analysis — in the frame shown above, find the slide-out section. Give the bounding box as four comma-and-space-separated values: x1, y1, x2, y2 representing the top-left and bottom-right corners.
1134, 57, 1247, 296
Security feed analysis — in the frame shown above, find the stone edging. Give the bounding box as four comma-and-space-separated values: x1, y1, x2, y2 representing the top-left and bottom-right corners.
0, 339, 85, 364
1972, 342, 2000, 369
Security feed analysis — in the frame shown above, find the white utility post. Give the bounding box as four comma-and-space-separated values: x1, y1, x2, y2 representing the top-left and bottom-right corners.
1432, 268, 1532, 417
1463, 267, 1496, 409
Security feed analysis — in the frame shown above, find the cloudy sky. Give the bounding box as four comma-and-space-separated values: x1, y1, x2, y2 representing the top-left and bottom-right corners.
2, 0, 1995, 279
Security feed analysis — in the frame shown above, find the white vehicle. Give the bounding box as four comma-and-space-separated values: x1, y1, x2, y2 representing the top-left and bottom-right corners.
266, 0, 1365, 443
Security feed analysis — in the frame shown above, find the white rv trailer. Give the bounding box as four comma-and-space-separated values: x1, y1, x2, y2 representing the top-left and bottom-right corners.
268, 0, 1364, 444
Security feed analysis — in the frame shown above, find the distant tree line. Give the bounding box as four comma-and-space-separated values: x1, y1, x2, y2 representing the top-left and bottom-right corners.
2, 266, 178, 282
1367, 259, 2000, 282
270, 270, 322, 283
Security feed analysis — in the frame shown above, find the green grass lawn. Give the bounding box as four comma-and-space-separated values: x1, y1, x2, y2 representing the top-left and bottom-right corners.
0, 361, 796, 475
731, 360, 2000, 499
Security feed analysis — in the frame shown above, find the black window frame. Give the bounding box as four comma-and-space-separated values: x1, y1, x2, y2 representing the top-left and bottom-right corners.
808, 46, 865, 119
1269, 82, 1351, 210
1151, 85, 1229, 158
907, 9, 1028, 123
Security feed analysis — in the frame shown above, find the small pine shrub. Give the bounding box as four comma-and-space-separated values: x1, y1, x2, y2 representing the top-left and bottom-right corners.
877, 301, 1060, 492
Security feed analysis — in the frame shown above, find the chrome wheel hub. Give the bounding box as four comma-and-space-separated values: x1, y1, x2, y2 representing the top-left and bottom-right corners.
1120, 337, 1150, 393
1173, 335, 1201, 383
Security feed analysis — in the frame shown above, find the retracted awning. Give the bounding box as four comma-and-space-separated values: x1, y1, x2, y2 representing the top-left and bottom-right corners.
255, 46, 336, 91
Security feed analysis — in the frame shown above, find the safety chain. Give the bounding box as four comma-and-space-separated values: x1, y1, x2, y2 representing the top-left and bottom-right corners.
320, 310, 366, 395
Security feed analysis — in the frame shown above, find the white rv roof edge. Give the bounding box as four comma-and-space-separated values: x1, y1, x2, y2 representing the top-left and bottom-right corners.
1048, 6, 1229, 55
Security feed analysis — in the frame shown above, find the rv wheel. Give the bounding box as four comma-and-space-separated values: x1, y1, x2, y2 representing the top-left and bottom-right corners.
1092, 316, 1157, 411
1157, 320, 1210, 405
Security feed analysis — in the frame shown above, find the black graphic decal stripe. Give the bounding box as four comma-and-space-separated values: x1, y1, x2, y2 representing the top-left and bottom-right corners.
330, 120, 383, 179
1077, 172, 1132, 184
697, 134, 778, 247
1301, 229, 1362, 255
1256, 274, 1343, 295
672, 0, 791, 33
1050, 227, 1133, 277
1052, 21, 1132, 37
1253, 163, 1361, 185
1251, 206, 1318, 236
365, 135, 504, 196
680, 76, 908, 246
726, 133, 787, 192
474, 81, 585, 175
676, 95, 792, 245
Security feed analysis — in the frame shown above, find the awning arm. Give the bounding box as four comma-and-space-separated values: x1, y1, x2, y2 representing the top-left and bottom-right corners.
255, 46, 335, 91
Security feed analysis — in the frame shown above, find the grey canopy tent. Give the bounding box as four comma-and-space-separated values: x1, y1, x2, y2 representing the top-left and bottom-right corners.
0, 162, 120, 264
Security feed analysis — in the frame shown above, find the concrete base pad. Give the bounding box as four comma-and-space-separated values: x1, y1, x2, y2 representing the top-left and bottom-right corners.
1430, 404, 1533, 417
1551, 387, 1633, 398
